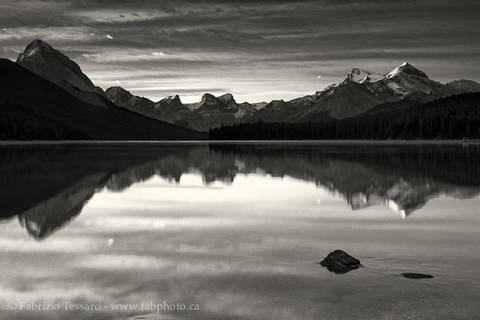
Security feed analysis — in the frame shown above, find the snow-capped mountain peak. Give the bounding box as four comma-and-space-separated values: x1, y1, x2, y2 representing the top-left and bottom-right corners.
346, 68, 385, 84
387, 62, 429, 79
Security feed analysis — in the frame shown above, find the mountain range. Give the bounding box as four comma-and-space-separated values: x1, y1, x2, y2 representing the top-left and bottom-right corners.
251, 63, 480, 123
1, 40, 205, 140
105, 88, 258, 131
1, 39, 480, 139
104, 61, 480, 131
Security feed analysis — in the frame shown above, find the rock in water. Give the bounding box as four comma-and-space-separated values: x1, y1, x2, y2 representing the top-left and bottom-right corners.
401, 273, 434, 279
319, 250, 361, 274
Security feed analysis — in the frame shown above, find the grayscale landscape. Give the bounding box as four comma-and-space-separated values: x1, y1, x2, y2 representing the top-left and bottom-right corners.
0, 1, 479, 319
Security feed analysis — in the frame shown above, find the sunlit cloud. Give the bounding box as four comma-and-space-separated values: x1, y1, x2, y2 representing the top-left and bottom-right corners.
70, 9, 172, 24
0, 26, 95, 42
81, 50, 214, 63
0, 237, 99, 253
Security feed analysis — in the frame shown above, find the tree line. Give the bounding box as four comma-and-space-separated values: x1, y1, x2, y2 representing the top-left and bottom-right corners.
209, 93, 480, 140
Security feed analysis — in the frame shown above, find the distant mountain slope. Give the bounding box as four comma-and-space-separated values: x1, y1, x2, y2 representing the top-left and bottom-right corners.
446, 79, 480, 93
252, 101, 268, 110
0, 59, 205, 140
353, 92, 480, 139
250, 62, 474, 123
361, 99, 420, 117
14, 39, 480, 133
188, 93, 256, 129
249, 100, 291, 122
105, 88, 256, 131
16, 40, 109, 108
105, 86, 204, 130
154, 95, 205, 129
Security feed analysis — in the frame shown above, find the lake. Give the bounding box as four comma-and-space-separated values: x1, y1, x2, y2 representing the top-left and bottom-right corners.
0, 142, 479, 320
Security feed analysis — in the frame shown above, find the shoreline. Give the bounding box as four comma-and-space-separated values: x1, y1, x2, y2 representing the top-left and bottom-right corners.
0, 139, 478, 145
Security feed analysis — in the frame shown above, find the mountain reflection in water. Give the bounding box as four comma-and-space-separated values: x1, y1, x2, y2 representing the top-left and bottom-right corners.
0, 143, 479, 240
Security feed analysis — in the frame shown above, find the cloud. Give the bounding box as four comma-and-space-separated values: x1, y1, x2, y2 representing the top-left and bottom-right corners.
0, 0, 479, 102
70, 9, 172, 24
0, 26, 95, 42
82, 50, 201, 63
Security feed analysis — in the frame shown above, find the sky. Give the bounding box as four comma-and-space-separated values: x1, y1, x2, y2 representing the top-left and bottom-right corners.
1, 0, 480, 103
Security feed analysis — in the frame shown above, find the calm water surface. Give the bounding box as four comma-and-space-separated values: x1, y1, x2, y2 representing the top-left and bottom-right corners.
0, 143, 479, 320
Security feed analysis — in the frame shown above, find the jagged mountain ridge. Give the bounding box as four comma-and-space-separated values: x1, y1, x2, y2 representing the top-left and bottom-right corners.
187, 93, 257, 129
9, 40, 480, 133
106, 61, 479, 131
446, 79, 480, 93
0, 58, 205, 140
12, 39, 260, 132
253, 62, 470, 123
0, 39, 205, 140
105, 86, 204, 130
16, 39, 109, 108
106, 88, 256, 131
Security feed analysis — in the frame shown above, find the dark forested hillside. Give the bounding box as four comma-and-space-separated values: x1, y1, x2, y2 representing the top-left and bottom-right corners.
209, 93, 480, 140
0, 59, 205, 140
0, 102, 88, 140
